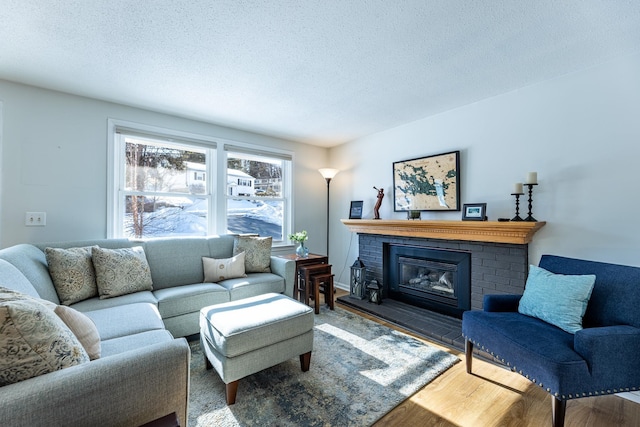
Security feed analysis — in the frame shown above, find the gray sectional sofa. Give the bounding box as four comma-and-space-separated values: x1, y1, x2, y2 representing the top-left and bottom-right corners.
0, 235, 295, 426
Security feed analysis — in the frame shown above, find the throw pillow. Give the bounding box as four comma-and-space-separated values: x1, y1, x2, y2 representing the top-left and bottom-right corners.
54, 305, 101, 360
45, 246, 99, 305
202, 252, 247, 282
518, 264, 596, 334
92, 246, 153, 299
233, 236, 272, 273
0, 288, 89, 386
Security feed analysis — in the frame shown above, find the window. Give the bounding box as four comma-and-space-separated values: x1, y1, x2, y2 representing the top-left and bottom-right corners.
226, 150, 289, 241
108, 120, 292, 242
115, 134, 211, 238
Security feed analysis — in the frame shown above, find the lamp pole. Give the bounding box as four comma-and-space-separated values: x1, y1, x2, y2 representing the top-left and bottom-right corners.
318, 168, 339, 259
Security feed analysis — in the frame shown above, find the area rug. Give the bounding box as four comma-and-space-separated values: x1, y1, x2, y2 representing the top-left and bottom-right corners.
188, 305, 459, 426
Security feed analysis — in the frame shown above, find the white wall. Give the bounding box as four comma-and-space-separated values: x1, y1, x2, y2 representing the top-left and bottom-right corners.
3, 52, 640, 277
328, 53, 640, 286
0, 80, 329, 249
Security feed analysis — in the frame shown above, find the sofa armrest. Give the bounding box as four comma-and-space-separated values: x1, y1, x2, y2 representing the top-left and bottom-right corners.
483, 294, 522, 312
0, 338, 190, 427
574, 325, 640, 378
270, 256, 296, 298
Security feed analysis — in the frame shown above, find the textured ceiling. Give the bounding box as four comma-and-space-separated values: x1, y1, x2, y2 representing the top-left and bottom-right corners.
1, 1, 639, 147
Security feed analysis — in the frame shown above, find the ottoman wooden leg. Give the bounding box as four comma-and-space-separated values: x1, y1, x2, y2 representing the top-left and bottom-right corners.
204, 354, 212, 370
225, 380, 239, 405
300, 351, 312, 372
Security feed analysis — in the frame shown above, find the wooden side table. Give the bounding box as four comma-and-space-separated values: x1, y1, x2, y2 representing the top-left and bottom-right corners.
276, 253, 328, 302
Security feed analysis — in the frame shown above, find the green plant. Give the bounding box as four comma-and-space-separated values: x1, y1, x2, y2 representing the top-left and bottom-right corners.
288, 230, 308, 243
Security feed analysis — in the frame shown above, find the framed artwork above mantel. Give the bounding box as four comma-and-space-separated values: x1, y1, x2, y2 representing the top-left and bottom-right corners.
393, 150, 460, 212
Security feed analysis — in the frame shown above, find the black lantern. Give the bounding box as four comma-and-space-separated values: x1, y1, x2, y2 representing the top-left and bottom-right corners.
350, 258, 366, 300
367, 279, 382, 305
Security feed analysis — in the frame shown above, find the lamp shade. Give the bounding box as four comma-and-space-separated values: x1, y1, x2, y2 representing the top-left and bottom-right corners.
318, 168, 339, 180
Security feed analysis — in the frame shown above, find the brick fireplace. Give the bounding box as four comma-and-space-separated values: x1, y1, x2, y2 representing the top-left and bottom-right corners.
341, 219, 545, 315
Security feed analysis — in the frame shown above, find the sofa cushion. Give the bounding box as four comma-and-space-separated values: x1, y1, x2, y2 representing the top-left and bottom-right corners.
45, 246, 98, 305
462, 310, 588, 393
233, 236, 272, 273
0, 259, 41, 298
92, 246, 153, 299
218, 272, 286, 301
0, 244, 61, 304
143, 237, 212, 290
83, 303, 165, 341
100, 329, 175, 358
0, 289, 89, 386
154, 283, 230, 319
54, 305, 101, 360
202, 252, 247, 282
518, 265, 596, 333
69, 291, 157, 312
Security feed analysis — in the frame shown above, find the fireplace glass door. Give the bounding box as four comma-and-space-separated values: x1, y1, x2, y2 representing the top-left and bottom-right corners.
385, 244, 471, 318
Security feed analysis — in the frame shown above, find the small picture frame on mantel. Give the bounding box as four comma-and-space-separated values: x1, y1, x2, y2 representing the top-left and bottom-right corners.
462, 203, 487, 221
349, 201, 364, 219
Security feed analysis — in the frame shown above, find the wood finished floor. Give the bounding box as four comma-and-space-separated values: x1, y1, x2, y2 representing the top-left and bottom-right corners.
331, 290, 640, 427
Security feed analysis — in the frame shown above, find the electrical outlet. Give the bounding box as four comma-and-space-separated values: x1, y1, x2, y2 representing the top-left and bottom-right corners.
25, 212, 46, 226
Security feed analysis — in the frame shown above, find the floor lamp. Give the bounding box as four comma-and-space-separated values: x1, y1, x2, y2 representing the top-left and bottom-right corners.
318, 168, 339, 259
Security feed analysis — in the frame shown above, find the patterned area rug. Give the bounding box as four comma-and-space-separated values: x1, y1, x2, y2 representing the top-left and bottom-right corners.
188, 305, 459, 426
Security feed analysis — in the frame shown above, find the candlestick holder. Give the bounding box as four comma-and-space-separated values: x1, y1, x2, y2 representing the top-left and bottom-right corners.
510, 192, 524, 221
524, 183, 538, 222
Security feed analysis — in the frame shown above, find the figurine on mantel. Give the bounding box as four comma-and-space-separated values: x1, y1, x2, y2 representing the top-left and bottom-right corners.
373, 187, 384, 219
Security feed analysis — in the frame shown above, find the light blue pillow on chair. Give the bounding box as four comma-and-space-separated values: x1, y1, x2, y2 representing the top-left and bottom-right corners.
518, 265, 596, 334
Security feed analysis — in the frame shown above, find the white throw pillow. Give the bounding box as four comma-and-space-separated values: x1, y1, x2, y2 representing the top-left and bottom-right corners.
203, 252, 247, 282
54, 305, 101, 360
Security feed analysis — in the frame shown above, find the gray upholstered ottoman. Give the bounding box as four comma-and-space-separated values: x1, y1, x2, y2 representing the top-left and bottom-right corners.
199, 292, 314, 404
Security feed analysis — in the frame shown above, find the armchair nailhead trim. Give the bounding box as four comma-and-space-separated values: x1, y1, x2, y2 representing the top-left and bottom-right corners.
463, 335, 640, 401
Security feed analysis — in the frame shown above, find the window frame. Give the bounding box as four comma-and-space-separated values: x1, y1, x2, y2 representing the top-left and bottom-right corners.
107, 119, 293, 243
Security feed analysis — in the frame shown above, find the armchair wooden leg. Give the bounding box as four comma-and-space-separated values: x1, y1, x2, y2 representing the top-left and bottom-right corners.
551, 396, 566, 427
465, 339, 473, 374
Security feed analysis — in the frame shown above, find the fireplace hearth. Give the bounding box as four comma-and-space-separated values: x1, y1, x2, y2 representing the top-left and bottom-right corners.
385, 244, 471, 318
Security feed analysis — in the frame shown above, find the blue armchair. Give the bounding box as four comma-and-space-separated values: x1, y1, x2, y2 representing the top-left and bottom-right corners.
462, 255, 640, 427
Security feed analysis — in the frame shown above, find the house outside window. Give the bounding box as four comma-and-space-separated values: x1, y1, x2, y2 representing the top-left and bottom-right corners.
108, 120, 292, 243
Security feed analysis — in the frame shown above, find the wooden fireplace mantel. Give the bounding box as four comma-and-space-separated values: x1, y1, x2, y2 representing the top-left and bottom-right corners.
340, 219, 546, 245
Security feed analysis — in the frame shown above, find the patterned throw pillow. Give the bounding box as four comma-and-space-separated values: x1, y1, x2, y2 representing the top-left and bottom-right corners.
91, 246, 153, 299
202, 252, 247, 282
45, 246, 98, 305
0, 288, 89, 386
54, 305, 101, 360
233, 236, 272, 273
